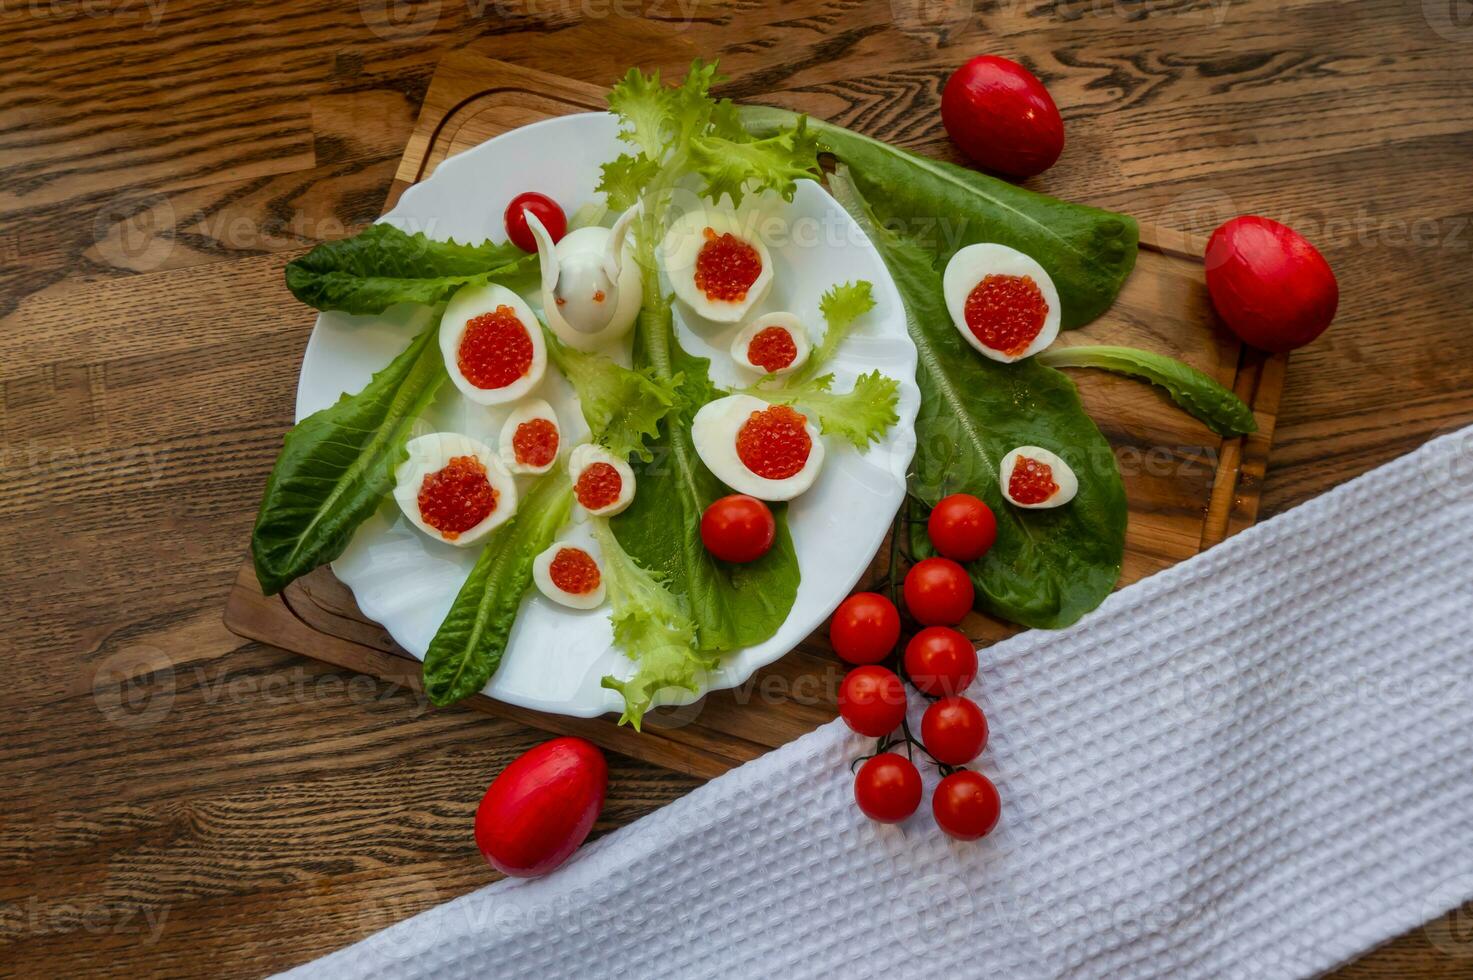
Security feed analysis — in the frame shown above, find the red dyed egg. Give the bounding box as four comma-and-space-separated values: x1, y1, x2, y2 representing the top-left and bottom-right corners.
1205, 216, 1339, 353
941, 55, 1065, 178
474, 737, 607, 878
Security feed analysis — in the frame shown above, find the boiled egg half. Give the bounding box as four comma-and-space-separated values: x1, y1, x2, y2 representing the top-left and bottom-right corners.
691, 394, 825, 501
660, 206, 773, 323
440, 282, 546, 405
498, 398, 561, 475
393, 432, 518, 546
942, 243, 1061, 363
999, 445, 1077, 509
731, 312, 811, 376
532, 541, 607, 610
569, 443, 636, 517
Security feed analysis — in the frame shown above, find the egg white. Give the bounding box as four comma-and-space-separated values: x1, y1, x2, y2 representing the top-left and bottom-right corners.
730, 312, 811, 376
942, 243, 1061, 363
691, 394, 825, 502
392, 432, 519, 546
498, 398, 561, 475
532, 540, 607, 610
440, 282, 547, 405
660, 207, 774, 323
999, 445, 1078, 509
535, 218, 642, 351
568, 443, 636, 517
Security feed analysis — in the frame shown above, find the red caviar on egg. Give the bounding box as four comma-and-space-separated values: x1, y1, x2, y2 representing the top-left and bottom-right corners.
392, 433, 518, 546
691, 394, 826, 502
568, 444, 636, 517
499, 399, 561, 475
533, 542, 607, 610
440, 283, 547, 405
660, 208, 773, 322
731, 312, 811, 376
999, 446, 1077, 509
942, 243, 1060, 362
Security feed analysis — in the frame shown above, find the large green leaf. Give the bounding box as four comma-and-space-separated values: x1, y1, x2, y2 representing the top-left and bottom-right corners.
612, 285, 800, 653
422, 473, 574, 707
829, 168, 1127, 629
250, 318, 446, 595
740, 106, 1138, 328
284, 223, 535, 315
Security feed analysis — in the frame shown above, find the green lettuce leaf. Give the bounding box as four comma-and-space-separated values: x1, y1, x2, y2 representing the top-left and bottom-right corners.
590, 519, 711, 730
421, 473, 574, 707
687, 116, 820, 208
829, 167, 1127, 629
284, 223, 535, 315
1038, 345, 1257, 437
740, 106, 1137, 329
251, 318, 446, 595
544, 330, 681, 462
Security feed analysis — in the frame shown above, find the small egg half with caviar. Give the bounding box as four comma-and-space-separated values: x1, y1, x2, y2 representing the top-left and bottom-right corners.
691, 394, 825, 502
440, 281, 546, 405
498, 399, 561, 475
569, 444, 635, 517
731, 312, 811, 376
942, 243, 1061, 363
999, 445, 1077, 509
660, 206, 774, 323
532, 541, 607, 610
393, 433, 518, 546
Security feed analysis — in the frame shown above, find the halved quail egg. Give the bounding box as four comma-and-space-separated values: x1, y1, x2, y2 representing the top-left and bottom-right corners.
392, 432, 518, 545
498, 398, 561, 475
999, 445, 1077, 509
569, 443, 635, 517
532, 541, 607, 609
440, 282, 546, 405
660, 206, 773, 323
731, 312, 810, 376
942, 243, 1060, 362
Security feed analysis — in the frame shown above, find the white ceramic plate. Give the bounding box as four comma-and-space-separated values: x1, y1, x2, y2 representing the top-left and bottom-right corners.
297, 112, 919, 718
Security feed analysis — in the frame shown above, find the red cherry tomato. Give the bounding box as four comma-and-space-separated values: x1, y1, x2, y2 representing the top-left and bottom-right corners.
1205, 215, 1338, 353
921, 696, 989, 765
473, 736, 606, 877
903, 558, 974, 626
504, 192, 567, 254
927, 493, 997, 562
853, 752, 923, 823
838, 665, 908, 737
932, 770, 1001, 840
700, 494, 776, 563
941, 55, 1064, 178
829, 592, 901, 665
904, 626, 978, 697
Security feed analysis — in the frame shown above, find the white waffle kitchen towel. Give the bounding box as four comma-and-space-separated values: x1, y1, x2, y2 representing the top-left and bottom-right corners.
284, 428, 1473, 980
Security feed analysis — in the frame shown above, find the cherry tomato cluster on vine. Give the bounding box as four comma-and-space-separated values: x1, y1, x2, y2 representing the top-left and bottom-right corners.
829, 581, 1000, 841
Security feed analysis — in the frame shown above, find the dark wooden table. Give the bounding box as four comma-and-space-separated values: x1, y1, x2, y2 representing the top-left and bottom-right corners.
4, 2, 1472, 976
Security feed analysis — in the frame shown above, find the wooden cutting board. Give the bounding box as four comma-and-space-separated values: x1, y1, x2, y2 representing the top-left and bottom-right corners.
222, 51, 1286, 780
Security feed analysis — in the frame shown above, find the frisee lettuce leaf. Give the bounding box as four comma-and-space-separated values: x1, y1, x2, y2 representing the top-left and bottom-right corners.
543, 329, 681, 462
284, 223, 536, 315
742, 278, 898, 449
251, 316, 446, 595
589, 518, 711, 730
421, 473, 574, 707
1037, 345, 1257, 437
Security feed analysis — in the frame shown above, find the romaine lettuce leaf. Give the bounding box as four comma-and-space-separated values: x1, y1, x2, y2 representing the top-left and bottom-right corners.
828, 166, 1128, 629
421, 473, 574, 707
284, 223, 535, 315
251, 318, 446, 595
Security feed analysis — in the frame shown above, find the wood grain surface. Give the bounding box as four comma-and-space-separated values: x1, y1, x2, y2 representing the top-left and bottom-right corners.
4, 2, 1472, 976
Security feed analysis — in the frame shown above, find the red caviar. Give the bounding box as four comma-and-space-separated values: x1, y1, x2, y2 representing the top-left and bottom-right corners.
575, 462, 623, 511
512, 418, 559, 469
746, 326, 798, 373
693, 228, 762, 302
418, 456, 497, 539
736, 405, 812, 480
457, 306, 533, 389
1008, 455, 1058, 504
964, 274, 1048, 356
548, 547, 601, 595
